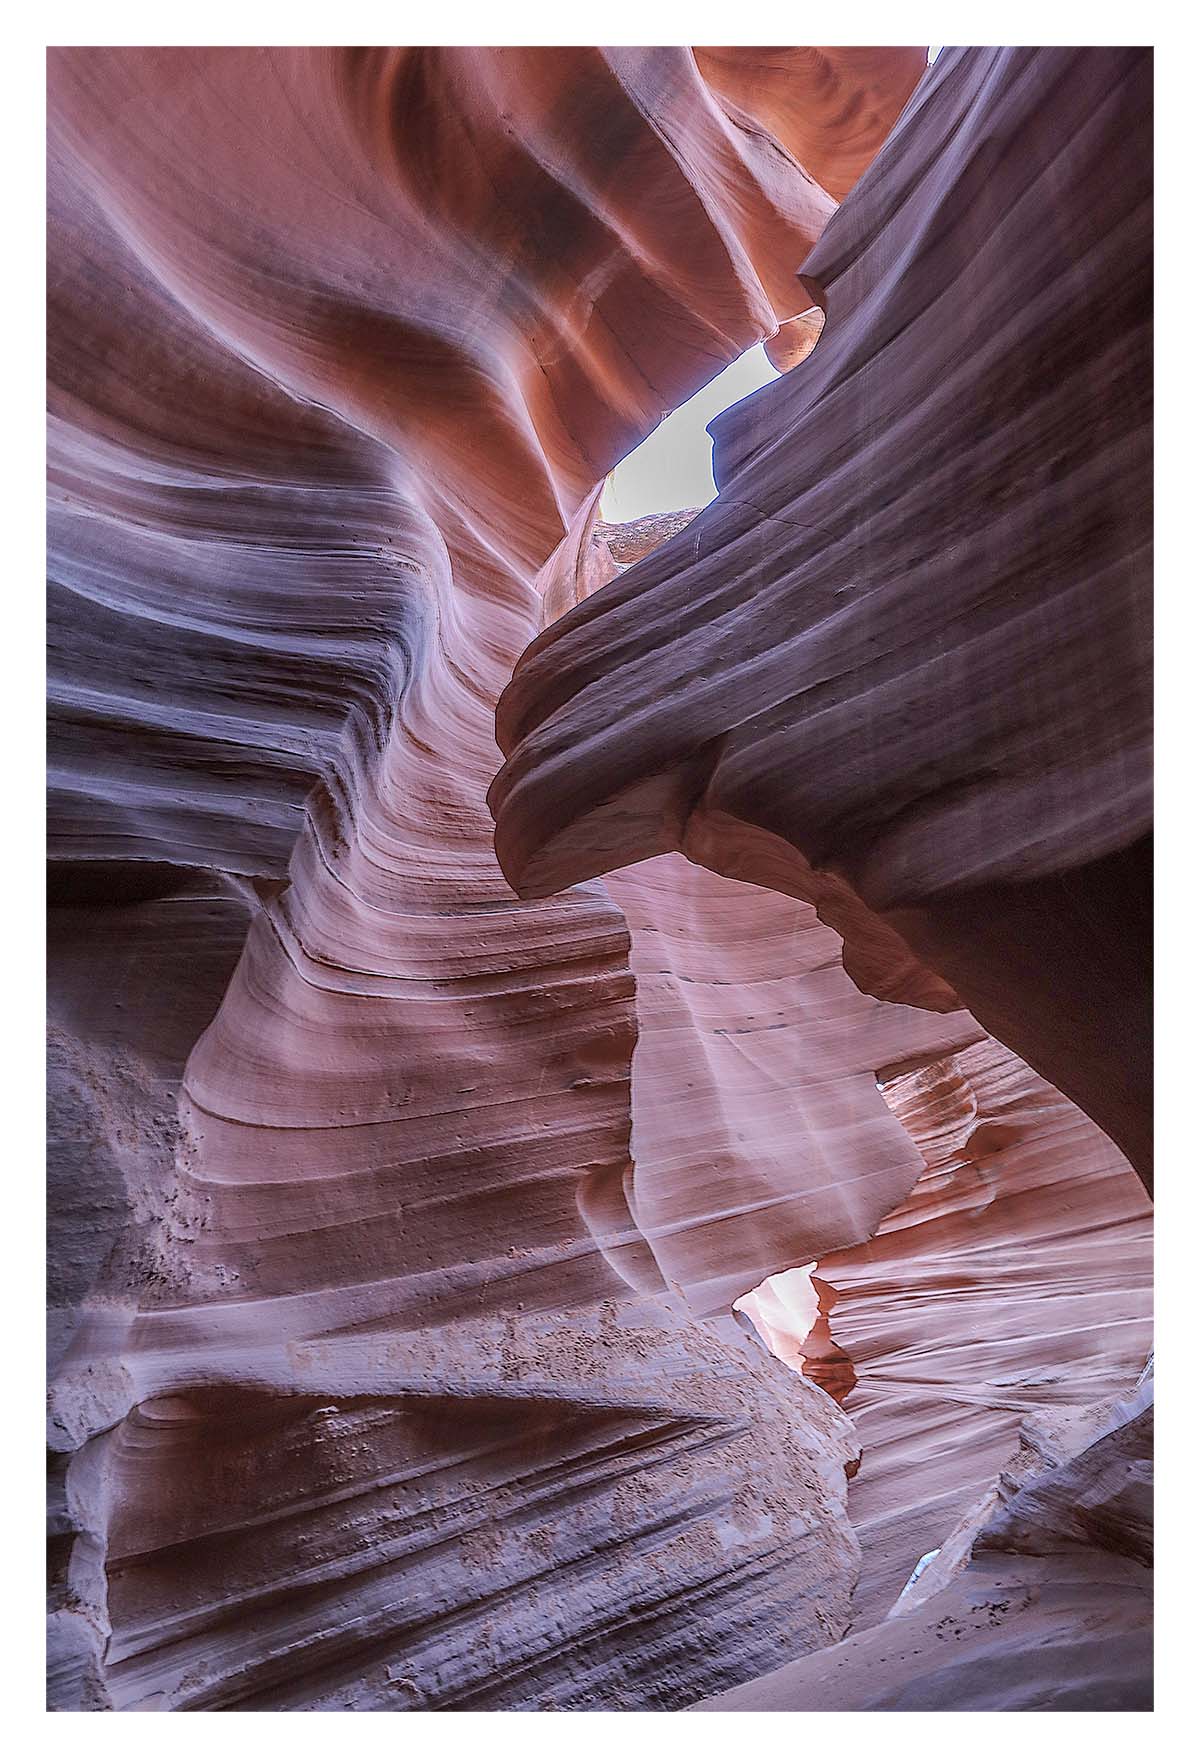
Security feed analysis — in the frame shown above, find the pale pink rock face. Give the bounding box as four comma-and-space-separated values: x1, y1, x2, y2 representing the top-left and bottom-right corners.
48, 44, 1150, 1714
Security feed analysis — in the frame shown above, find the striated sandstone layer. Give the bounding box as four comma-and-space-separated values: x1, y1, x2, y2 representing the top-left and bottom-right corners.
530, 497, 985, 1319
742, 1038, 1152, 1625
823, 1042, 1151, 1621
692, 1365, 1153, 1712
48, 45, 939, 1711
492, 45, 1153, 1186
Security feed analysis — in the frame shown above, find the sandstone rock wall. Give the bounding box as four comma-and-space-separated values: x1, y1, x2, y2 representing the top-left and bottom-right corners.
491, 44, 1153, 1700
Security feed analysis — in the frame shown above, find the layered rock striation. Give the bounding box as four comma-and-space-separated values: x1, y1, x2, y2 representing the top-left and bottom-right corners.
528, 481, 1152, 1667
693, 1363, 1153, 1712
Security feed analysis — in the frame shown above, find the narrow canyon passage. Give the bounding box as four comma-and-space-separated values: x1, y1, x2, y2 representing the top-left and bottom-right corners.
47, 44, 1151, 1713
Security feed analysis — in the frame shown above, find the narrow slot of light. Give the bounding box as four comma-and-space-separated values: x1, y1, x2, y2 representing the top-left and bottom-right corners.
600, 344, 779, 524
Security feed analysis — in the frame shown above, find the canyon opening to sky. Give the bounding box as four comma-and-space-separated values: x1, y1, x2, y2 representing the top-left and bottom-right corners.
600, 343, 780, 521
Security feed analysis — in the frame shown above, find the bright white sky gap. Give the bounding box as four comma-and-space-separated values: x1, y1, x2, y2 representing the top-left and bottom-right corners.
600, 343, 779, 523
601, 49, 941, 526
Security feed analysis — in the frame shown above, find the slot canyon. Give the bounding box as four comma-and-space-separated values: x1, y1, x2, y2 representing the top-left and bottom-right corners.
47, 44, 1152, 1712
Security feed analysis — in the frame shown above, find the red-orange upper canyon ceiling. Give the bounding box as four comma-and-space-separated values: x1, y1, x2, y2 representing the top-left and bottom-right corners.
47, 46, 1151, 1713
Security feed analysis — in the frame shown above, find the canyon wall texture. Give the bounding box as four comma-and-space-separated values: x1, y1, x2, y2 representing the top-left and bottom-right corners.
49, 43, 1151, 1713
693, 1358, 1153, 1711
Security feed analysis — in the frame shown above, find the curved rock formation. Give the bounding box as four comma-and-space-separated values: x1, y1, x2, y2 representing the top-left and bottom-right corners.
48, 44, 937, 1712
492, 45, 1153, 1186
546, 507, 1152, 1644
529, 497, 983, 1320
692, 1540, 1152, 1713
